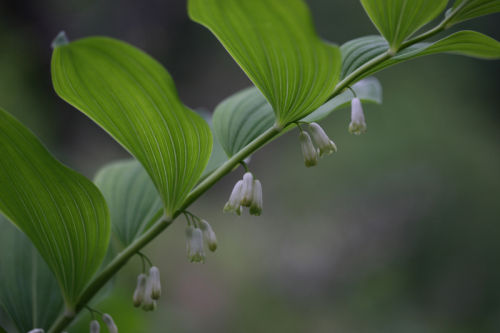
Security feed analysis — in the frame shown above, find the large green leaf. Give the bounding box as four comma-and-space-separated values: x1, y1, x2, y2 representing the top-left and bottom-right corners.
213, 79, 382, 158
341, 31, 500, 81
0, 214, 64, 333
52, 36, 213, 219
448, 0, 500, 25
360, 0, 448, 50
189, 0, 342, 128
0, 107, 110, 314
94, 160, 162, 247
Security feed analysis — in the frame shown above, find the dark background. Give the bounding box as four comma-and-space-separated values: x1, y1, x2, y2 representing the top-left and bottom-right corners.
1, 0, 500, 332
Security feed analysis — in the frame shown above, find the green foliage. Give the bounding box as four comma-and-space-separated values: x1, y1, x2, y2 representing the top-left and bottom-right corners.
197, 110, 229, 180
51, 37, 213, 219
0, 214, 63, 332
213, 87, 275, 158
0, 1, 499, 331
360, 0, 448, 51
341, 31, 500, 82
94, 160, 163, 248
448, 0, 500, 26
212, 79, 382, 158
0, 107, 110, 313
189, 0, 342, 128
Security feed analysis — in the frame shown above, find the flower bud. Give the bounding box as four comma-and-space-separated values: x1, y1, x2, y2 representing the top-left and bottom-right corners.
133, 273, 147, 307
189, 228, 206, 263
223, 180, 243, 214
240, 172, 254, 207
309, 122, 337, 155
349, 98, 367, 135
299, 132, 318, 167
90, 320, 100, 333
142, 276, 156, 311
149, 266, 161, 300
199, 220, 217, 252
249, 180, 263, 216
28, 330, 44, 333
102, 314, 118, 333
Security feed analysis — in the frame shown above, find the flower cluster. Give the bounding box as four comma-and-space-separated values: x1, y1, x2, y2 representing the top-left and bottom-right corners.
299, 122, 337, 167
185, 219, 217, 263
133, 266, 161, 311
224, 172, 263, 216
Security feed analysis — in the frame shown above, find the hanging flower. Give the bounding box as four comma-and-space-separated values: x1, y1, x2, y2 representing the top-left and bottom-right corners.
299, 132, 318, 167
90, 320, 100, 333
149, 266, 161, 300
189, 228, 206, 263
199, 220, 217, 252
249, 180, 263, 216
102, 314, 118, 333
349, 98, 367, 135
309, 122, 337, 156
223, 180, 243, 215
240, 172, 254, 207
133, 273, 147, 307
142, 277, 156, 311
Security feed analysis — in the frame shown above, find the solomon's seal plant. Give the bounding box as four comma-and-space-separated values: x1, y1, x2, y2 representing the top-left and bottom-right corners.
1, 0, 500, 332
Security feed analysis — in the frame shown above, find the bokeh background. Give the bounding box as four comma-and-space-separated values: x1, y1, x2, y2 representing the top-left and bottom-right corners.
1, 0, 500, 332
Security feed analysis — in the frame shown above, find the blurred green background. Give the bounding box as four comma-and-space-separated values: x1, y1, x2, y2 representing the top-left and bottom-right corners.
1, 0, 500, 332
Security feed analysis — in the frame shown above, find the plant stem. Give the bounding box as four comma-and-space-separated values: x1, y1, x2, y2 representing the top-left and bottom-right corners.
47, 125, 281, 333
47, 6, 472, 330
328, 50, 392, 101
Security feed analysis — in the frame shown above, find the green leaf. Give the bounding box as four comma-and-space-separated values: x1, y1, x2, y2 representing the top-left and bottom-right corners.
0, 107, 110, 314
0, 214, 64, 332
340, 36, 392, 80
52, 37, 213, 218
213, 79, 382, 158
189, 0, 342, 128
213, 87, 275, 158
341, 31, 500, 81
394, 30, 500, 60
94, 160, 163, 247
448, 0, 500, 25
195, 109, 228, 180
360, 0, 448, 50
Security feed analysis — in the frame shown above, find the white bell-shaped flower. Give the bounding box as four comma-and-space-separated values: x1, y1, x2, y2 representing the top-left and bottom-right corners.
142, 276, 156, 311
223, 180, 243, 215
299, 132, 318, 167
249, 180, 263, 216
199, 220, 217, 252
240, 172, 254, 207
28, 330, 44, 333
189, 228, 206, 263
149, 266, 161, 300
349, 98, 367, 135
102, 314, 118, 333
90, 320, 100, 333
309, 122, 337, 155
133, 273, 147, 307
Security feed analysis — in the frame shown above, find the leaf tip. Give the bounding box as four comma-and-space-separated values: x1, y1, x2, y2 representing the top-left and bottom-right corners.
51, 31, 69, 49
